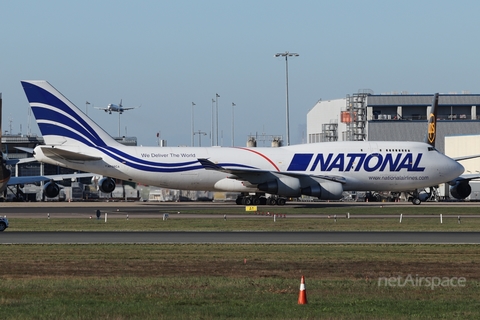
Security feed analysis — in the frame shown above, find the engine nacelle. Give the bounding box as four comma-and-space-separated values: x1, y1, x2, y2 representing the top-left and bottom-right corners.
450, 181, 471, 199
98, 177, 116, 193
418, 190, 431, 202
301, 180, 343, 200
257, 176, 301, 197
43, 181, 60, 198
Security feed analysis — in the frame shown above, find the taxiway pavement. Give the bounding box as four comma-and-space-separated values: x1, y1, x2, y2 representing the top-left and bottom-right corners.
1, 201, 479, 244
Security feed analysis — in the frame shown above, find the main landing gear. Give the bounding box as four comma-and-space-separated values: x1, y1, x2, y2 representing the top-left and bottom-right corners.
411, 197, 422, 205
235, 194, 287, 206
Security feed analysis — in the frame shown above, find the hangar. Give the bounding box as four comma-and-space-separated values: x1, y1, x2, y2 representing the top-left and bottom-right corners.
307, 91, 480, 200
307, 91, 480, 154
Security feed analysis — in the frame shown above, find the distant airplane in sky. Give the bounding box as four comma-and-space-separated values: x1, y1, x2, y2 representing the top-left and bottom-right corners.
21, 80, 465, 205
95, 99, 140, 114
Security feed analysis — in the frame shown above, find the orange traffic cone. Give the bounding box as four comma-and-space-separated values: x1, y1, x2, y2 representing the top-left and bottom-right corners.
298, 275, 307, 304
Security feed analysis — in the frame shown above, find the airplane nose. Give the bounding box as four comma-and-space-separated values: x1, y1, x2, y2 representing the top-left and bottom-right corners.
447, 158, 464, 180
456, 161, 465, 176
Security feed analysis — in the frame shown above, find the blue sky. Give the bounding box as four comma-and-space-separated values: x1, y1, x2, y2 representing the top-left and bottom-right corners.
2, 0, 480, 147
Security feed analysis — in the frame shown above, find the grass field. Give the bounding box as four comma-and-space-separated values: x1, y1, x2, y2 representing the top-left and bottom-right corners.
122, 203, 480, 217
0, 244, 479, 319
1, 204, 480, 319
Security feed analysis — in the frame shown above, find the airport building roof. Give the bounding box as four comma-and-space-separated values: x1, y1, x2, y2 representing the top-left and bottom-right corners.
367, 93, 480, 107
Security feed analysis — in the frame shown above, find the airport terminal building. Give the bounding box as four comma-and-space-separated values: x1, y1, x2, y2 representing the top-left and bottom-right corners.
2, 135, 142, 201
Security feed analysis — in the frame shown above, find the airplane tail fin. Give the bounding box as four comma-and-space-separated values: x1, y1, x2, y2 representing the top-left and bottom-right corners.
425, 93, 439, 148
21, 81, 121, 148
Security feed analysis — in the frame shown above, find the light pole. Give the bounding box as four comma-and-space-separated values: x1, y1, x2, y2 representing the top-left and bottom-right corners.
215, 93, 220, 146
211, 98, 215, 146
231, 102, 236, 146
85, 101, 90, 115
274, 51, 299, 146
191, 102, 196, 146
194, 130, 207, 147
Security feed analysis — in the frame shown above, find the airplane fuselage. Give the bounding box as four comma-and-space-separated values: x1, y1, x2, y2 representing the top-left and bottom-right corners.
106, 104, 122, 113
33, 140, 463, 194
21, 80, 465, 203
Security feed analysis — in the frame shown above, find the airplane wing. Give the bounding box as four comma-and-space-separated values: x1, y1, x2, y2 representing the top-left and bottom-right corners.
120, 105, 141, 111
8, 172, 94, 186
94, 107, 108, 111
449, 173, 480, 185
197, 158, 347, 184
453, 154, 480, 161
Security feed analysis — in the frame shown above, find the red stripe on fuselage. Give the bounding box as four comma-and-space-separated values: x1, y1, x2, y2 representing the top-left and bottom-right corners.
236, 147, 280, 171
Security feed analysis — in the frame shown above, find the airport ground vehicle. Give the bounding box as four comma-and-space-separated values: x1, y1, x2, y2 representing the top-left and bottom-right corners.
0, 216, 9, 232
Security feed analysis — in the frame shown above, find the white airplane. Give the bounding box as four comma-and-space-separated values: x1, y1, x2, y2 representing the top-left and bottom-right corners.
21, 80, 464, 205
94, 99, 139, 114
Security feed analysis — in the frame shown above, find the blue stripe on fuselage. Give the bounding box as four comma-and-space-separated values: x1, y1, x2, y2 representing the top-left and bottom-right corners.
287, 153, 425, 172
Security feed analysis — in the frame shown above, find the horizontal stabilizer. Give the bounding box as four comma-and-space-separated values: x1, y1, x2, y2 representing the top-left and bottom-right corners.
5, 157, 38, 165
40, 147, 102, 161
15, 147, 35, 154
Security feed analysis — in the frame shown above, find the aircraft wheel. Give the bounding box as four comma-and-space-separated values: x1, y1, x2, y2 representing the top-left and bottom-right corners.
277, 198, 286, 206
252, 197, 261, 205
243, 197, 252, 205
268, 198, 277, 205
0, 222, 6, 232
412, 198, 421, 205
236, 197, 243, 205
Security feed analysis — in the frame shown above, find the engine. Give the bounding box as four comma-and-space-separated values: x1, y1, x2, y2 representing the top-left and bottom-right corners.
257, 176, 301, 197
450, 181, 472, 199
98, 177, 116, 193
43, 181, 60, 198
417, 190, 431, 202
301, 180, 343, 200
